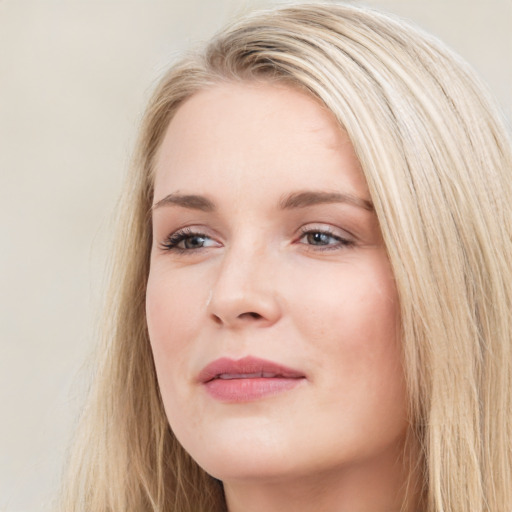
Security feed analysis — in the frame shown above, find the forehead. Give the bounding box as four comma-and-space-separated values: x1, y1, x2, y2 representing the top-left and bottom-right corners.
153, 81, 368, 202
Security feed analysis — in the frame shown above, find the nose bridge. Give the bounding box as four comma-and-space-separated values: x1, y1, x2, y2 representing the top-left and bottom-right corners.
208, 233, 281, 327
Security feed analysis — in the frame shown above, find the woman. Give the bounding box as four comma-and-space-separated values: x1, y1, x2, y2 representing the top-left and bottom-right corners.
58, 3, 512, 511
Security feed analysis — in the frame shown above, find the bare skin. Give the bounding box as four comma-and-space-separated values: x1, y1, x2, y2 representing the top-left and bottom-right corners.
147, 82, 419, 512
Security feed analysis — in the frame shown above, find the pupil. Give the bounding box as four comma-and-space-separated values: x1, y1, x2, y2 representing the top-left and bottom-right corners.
184, 236, 204, 249
308, 232, 329, 245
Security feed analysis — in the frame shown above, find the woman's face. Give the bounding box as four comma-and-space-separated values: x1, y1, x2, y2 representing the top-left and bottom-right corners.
147, 82, 408, 486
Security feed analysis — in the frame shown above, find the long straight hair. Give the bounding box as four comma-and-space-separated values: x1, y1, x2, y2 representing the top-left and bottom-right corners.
58, 3, 512, 511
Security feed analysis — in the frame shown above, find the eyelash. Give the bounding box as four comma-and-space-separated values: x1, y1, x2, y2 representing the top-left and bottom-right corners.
159, 226, 354, 253
159, 227, 213, 253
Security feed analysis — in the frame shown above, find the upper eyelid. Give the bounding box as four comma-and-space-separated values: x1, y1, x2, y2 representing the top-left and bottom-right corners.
299, 228, 344, 240
297, 223, 355, 239
167, 227, 215, 241
297, 230, 353, 247
159, 224, 218, 239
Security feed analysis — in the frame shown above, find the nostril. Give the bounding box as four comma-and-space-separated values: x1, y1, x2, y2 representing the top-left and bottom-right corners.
210, 311, 265, 326
241, 312, 263, 320
212, 314, 223, 325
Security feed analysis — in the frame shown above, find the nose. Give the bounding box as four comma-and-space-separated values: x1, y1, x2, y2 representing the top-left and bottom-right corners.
207, 243, 282, 329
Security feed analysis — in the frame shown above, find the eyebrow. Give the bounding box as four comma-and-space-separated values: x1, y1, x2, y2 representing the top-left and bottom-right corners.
279, 190, 374, 211
152, 193, 215, 212
151, 190, 373, 212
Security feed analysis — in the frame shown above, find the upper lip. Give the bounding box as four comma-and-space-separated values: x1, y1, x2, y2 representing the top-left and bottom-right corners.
198, 356, 305, 383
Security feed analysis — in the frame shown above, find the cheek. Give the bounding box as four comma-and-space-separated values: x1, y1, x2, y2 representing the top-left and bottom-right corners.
306, 276, 406, 449
145, 270, 211, 445
293, 256, 403, 401
145, 268, 207, 386
294, 256, 399, 346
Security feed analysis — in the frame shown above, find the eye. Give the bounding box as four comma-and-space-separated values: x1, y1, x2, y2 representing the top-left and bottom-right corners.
160, 228, 220, 252
298, 227, 353, 249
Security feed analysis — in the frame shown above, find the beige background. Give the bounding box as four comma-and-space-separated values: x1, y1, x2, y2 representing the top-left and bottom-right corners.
1, 1, 510, 511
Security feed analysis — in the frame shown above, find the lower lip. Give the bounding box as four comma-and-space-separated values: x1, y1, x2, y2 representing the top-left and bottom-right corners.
204, 377, 304, 402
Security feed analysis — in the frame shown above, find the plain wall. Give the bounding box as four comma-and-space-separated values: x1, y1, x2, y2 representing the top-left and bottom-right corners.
1, 1, 510, 511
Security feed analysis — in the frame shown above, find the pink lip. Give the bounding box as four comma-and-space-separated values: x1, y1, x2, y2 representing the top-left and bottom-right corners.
198, 356, 306, 403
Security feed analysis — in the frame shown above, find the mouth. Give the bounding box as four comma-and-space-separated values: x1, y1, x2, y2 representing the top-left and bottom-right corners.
198, 356, 306, 402
215, 371, 294, 379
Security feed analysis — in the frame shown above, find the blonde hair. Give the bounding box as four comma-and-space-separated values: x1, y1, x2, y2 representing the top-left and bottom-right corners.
58, 3, 512, 511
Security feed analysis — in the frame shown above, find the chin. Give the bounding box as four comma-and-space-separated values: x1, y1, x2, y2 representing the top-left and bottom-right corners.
175, 422, 304, 482
199, 451, 301, 483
